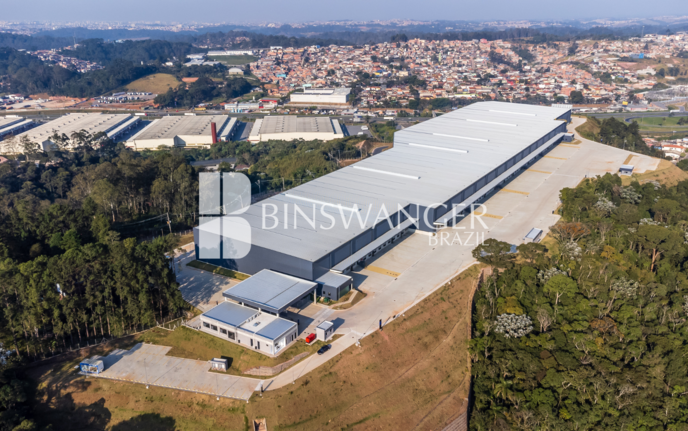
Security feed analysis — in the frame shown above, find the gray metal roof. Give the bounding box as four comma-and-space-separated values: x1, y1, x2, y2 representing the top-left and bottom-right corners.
259, 116, 334, 134
232, 101, 570, 263
17, 113, 133, 143
0, 117, 25, 129
317, 321, 334, 331
223, 269, 317, 313
256, 319, 296, 340
202, 301, 259, 328
133, 115, 230, 141
315, 271, 352, 289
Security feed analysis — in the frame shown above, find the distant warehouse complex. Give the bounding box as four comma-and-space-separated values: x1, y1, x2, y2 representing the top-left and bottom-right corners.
0, 116, 34, 140
0, 113, 139, 154
195, 102, 571, 310
288, 87, 351, 108
126, 115, 238, 150
248, 115, 344, 143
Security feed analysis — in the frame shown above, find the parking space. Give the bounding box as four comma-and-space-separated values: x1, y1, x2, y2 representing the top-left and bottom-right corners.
93, 343, 262, 401
176, 253, 240, 312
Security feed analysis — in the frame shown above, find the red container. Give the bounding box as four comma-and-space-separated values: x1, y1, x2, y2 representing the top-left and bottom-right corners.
305, 333, 316, 344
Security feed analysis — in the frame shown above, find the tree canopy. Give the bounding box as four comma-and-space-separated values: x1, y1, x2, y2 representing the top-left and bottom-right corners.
469, 173, 688, 429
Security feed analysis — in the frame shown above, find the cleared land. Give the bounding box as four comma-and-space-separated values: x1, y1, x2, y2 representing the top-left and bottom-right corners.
28, 264, 481, 430
212, 55, 258, 65
621, 158, 688, 187
124, 73, 182, 94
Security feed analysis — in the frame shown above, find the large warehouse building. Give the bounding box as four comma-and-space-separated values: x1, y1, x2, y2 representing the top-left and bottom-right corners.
248, 115, 344, 143
0, 116, 34, 140
195, 102, 571, 303
126, 115, 237, 150
289, 88, 351, 107
1, 113, 139, 154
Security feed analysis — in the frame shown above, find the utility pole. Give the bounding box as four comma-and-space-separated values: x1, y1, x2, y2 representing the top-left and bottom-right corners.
166, 213, 172, 234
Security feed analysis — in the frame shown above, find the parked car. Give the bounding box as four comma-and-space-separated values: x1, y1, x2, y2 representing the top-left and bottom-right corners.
317, 344, 332, 355
305, 333, 316, 344
361, 126, 368, 130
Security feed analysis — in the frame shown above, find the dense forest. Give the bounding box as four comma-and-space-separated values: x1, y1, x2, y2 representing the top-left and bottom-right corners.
185, 135, 364, 193
469, 173, 688, 429
0, 48, 156, 97
67, 38, 201, 65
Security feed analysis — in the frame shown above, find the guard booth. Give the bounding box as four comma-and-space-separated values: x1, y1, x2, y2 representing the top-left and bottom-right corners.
80, 357, 105, 375
619, 165, 634, 176
210, 358, 228, 372
316, 321, 335, 342
524, 228, 544, 243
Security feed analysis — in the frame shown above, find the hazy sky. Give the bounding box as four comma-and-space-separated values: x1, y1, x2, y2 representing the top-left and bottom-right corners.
3, 0, 688, 24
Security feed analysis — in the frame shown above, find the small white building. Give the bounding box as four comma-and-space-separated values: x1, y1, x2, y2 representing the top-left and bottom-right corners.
200, 301, 298, 357
316, 321, 334, 342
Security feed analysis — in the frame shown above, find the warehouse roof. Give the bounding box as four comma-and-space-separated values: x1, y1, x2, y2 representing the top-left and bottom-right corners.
202, 301, 259, 328
254, 318, 296, 341
228, 102, 569, 263
132, 115, 231, 140
0, 117, 25, 129
223, 269, 318, 314
258, 116, 334, 135
300, 87, 351, 96
17, 113, 133, 143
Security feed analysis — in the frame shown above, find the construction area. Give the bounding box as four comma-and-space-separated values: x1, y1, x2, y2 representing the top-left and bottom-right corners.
126, 115, 238, 150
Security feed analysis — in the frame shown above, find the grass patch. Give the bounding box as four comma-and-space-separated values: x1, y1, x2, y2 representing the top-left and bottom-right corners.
575, 116, 601, 140
332, 290, 368, 310
633, 115, 688, 132
186, 260, 250, 280
622, 159, 688, 187
244, 266, 482, 429
124, 73, 181, 94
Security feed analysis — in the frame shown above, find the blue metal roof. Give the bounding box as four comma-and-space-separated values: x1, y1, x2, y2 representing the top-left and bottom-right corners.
223, 269, 317, 314
202, 302, 259, 328
256, 319, 296, 341
315, 271, 352, 289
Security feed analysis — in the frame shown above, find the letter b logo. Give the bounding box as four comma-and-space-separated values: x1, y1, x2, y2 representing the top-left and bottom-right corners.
198, 172, 252, 259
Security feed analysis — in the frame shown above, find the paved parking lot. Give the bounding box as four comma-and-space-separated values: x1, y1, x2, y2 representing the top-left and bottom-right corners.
91, 343, 263, 401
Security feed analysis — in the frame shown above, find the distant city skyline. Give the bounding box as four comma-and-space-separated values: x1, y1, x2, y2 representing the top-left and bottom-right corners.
2, 0, 688, 25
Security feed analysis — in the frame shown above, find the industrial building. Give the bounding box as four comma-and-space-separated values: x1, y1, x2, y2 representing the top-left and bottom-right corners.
0, 116, 34, 140
248, 115, 344, 143
199, 270, 307, 356
1, 113, 139, 154
126, 115, 237, 150
196, 102, 570, 298
288, 87, 351, 107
